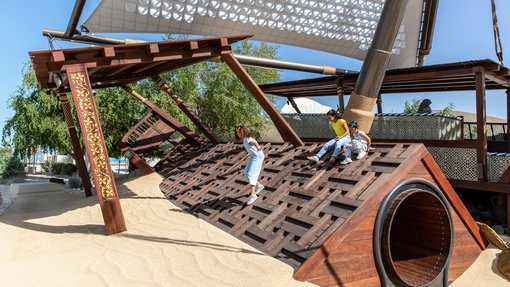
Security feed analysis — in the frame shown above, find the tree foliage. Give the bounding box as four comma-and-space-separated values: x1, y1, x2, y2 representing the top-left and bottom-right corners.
0, 145, 25, 181
403, 97, 455, 115
2, 65, 72, 158
3, 40, 280, 158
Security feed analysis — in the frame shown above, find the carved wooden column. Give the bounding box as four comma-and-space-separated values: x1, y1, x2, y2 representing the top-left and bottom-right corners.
58, 93, 93, 197
152, 75, 220, 144
66, 64, 127, 235
221, 52, 304, 147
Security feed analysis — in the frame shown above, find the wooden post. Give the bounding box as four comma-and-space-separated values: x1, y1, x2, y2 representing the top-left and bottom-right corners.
152, 75, 220, 144
66, 64, 127, 235
507, 89, 510, 152
376, 94, 383, 114
475, 70, 488, 182
58, 93, 93, 197
505, 194, 510, 235
287, 97, 302, 114
221, 52, 304, 147
336, 79, 345, 113
122, 85, 203, 146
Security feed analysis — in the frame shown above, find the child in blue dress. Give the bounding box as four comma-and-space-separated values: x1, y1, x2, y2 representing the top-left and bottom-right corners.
235, 126, 265, 205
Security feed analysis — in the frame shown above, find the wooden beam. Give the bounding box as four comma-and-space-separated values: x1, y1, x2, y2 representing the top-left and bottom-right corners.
484, 70, 510, 88
58, 93, 93, 197
149, 43, 160, 54
220, 52, 304, 147
106, 63, 137, 77
372, 139, 484, 149
51, 51, 65, 62
102, 47, 115, 58
475, 71, 488, 182
450, 179, 510, 194
189, 41, 199, 50
66, 64, 127, 235
48, 47, 230, 73
336, 79, 345, 113
122, 85, 203, 146
508, 88, 510, 152
287, 97, 302, 114
376, 93, 382, 113
119, 147, 154, 175
152, 75, 220, 144
422, 153, 487, 249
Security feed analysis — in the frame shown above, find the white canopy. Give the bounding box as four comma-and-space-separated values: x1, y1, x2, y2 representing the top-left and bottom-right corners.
280, 98, 332, 114
84, 0, 424, 68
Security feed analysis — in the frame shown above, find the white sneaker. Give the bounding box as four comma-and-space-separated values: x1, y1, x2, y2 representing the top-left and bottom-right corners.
356, 151, 367, 160
307, 155, 320, 163
340, 158, 352, 165
256, 184, 264, 195
247, 195, 258, 205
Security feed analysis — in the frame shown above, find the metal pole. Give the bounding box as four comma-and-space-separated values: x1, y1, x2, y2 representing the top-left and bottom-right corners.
64, 0, 87, 37
417, 0, 439, 66
342, 0, 410, 133
234, 54, 356, 75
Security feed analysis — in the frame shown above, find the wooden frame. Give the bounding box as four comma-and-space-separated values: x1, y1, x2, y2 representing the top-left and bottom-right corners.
66, 64, 126, 235
58, 93, 92, 197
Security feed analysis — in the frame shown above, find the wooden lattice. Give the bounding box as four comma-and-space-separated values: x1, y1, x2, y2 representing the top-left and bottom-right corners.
160, 142, 414, 268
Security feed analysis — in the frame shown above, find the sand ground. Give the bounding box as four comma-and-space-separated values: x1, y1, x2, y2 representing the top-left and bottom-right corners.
0, 173, 315, 287
0, 173, 508, 286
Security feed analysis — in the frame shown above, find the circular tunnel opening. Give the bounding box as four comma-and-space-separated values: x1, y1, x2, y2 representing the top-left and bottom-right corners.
381, 188, 452, 287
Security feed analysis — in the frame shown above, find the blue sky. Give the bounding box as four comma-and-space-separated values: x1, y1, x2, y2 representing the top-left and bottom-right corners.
1, 0, 509, 138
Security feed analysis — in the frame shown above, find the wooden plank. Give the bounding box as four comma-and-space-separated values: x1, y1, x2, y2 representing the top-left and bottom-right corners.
149, 43, 159, 54
421, 152, 487, 249
294, 145, 427, 281
51, 51, 65, 62
102, 47, 115, 58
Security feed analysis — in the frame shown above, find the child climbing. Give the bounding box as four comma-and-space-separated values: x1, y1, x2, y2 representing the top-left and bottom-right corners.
235, 126, 265, 206
307, 109, 350, 163
340, 121, 371, 165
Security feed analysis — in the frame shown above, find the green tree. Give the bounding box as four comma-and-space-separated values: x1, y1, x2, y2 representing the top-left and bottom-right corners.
0, 145, 25, 181
403, 97, 455, 115
403, 98, 422, 114
2, 65, 72, 159
196, 40, 280, 139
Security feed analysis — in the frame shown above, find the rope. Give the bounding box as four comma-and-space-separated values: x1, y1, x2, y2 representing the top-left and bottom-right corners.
491, 0, 504, 65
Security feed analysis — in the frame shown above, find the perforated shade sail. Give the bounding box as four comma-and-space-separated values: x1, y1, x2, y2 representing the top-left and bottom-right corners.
83, 0, 425, 68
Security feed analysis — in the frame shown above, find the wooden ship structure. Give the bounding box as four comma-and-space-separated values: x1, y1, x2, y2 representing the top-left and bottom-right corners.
28, 0, 510, 286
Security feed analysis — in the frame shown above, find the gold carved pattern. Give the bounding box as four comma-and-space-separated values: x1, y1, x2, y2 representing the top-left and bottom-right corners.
69, 72, 115, 200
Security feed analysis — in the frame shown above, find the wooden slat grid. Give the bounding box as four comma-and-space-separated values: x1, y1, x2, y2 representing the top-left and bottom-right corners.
160, 142, 415, 269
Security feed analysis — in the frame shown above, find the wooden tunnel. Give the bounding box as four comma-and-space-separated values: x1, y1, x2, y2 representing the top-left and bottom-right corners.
158, 142, 486, 286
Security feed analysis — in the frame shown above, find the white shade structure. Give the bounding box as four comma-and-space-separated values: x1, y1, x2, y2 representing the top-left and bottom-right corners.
280, 97, 332, 114
83, 0, 425, 68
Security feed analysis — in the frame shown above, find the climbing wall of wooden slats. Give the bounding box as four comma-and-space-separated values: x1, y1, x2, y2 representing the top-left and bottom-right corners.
160, 142, 416, 268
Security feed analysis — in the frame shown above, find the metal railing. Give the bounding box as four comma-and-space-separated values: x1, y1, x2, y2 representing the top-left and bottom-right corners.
464, 122, 508, 141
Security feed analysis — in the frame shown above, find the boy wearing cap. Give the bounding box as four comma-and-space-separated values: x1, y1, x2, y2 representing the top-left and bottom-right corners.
340, 121, 371, 165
